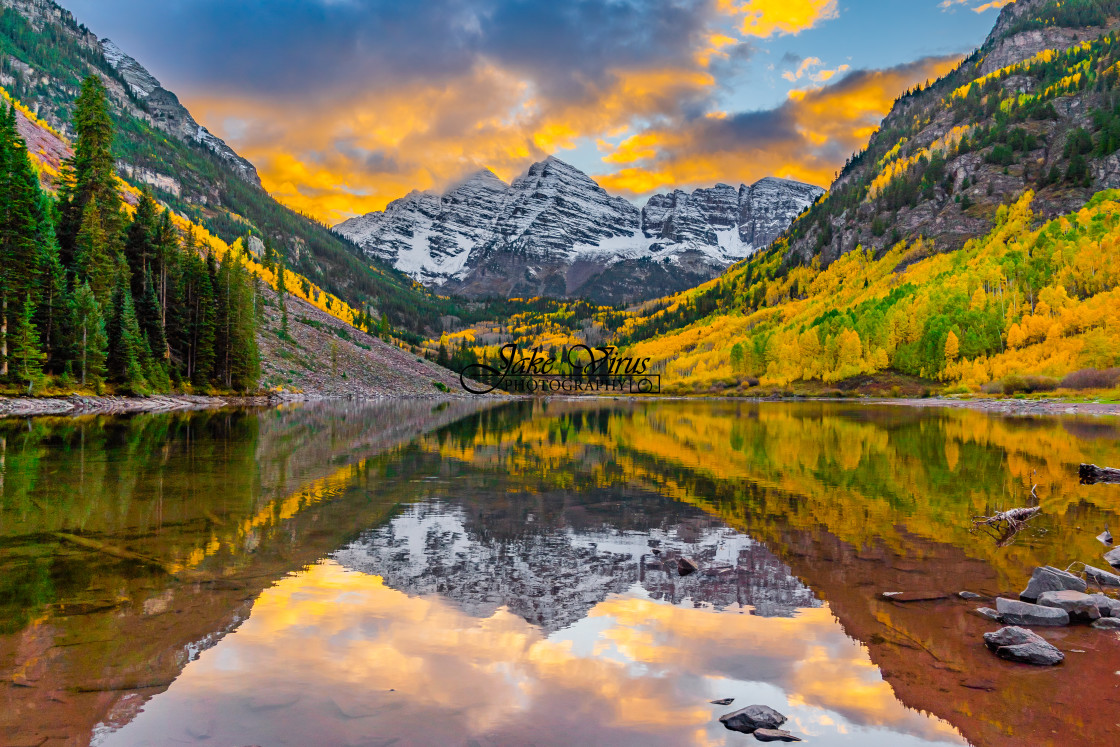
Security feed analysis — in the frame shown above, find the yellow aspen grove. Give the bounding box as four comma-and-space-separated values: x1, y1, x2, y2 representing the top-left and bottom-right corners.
945, 331, 960, 362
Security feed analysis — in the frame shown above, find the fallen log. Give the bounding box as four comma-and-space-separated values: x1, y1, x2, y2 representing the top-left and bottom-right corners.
54, 532, 174, 574
971, 505, 1041, 546
1080, 464, 1120, 485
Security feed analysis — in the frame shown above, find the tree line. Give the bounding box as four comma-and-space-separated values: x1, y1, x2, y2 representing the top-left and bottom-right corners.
0, 75, 259, 394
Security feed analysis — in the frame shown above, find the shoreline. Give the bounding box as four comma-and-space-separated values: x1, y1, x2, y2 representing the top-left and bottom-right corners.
0, 392, 1116, 419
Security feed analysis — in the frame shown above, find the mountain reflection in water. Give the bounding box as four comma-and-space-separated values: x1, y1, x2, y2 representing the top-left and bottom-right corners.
2, 399, 1120, 746
99, 557, 962, 747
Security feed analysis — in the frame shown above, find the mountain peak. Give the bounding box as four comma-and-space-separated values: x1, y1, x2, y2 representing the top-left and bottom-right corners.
100, 38, 161, 100
337, 156, 821, 303
451, 168, 509, 191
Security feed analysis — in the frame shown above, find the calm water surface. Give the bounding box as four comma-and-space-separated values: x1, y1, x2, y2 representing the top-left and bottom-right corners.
2, 399, 1119, 747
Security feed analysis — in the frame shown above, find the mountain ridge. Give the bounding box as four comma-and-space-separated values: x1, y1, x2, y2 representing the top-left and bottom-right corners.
785, 0, 1120, 265
98, 37, 261, 187
336, 158, 823, 304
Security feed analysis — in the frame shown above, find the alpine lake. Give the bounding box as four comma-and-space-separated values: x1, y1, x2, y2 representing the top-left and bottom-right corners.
2, 398, 1119, 747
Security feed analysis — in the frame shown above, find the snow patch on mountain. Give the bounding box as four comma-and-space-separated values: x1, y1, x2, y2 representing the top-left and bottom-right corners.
335, 157, 823, 300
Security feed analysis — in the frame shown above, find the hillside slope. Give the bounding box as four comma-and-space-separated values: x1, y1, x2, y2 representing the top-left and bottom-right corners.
786, 0, 1120, 263
0, 0, 468, 337
608, 0, 1120, 393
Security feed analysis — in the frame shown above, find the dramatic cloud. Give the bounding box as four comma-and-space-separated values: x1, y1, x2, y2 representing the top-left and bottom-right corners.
781, 57, 850, 83
68, 0, 987, 223
939, 0, 1015, 12
721, 0, 839, 37
595, 55, 964, 195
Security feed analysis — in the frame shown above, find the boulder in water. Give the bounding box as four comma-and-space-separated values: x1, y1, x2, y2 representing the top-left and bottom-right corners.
719, 704, 787, 733
996, 597, 1069, 626
1020, 566, 1087, 602
983, 626, 1064, 666
1037, 590, 1102, 622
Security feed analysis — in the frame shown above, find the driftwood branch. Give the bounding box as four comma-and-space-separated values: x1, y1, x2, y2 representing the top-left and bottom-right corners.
1080, 464, 1120, 485
971, 503, 1041, 547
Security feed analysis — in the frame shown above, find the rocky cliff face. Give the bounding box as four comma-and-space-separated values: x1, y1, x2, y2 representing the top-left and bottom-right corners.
100, 39, 261, 187
336, 158, 822, 303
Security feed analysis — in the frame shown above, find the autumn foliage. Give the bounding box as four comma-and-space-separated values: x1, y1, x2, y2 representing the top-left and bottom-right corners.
617, 190, 1120, 390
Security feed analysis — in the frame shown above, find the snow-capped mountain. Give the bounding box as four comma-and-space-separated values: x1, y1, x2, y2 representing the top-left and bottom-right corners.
335, 157, 823, 303
101, 39, 261, 187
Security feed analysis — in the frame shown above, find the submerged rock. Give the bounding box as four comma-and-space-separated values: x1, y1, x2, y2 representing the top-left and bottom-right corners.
753, 728, 802, 742
1020, 566, 1087, 601
983, 626, 1064, 666
881, 591, 949, 602
996, 597, 1070, 626
1085, 565, 1120, 587
710, 698, 734, 706
1037, 590, 1102, 622
678, 556, 698, 576
720, 704, 787, 734
1091, 617, 1120, 630
973, 607, 1002, 622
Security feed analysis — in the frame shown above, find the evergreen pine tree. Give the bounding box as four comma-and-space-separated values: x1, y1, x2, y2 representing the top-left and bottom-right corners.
75, 200, 114, 302
186, 252, 216, 387
58, 75, 124, 262
153, 209, 178, 336
72, 281, 107, 388
136, 266, 167, 361
0, 104, 45, 378
35, 227, 68, 372
106, 276, 149, 392
224, 254, 260, 390
124, 190, 158, 296
11, 294, 45, 394
276, 255, 289, 339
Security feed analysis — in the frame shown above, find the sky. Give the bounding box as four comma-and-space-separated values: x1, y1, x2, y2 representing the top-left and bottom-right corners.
63, 0, 1014, 224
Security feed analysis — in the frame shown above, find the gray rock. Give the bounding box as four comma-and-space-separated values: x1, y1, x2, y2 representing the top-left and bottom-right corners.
1085, 565, 1120, 587
958, 591, 983, 600
983, 626, 1064, 666
720, 704, 787, 734
710, 698, 734, 706
1020, 566, 1087, 601
1097, 529, 1113, 546
1086, 593, 1120, 617
996, 597, 1069, 626
1091, 617, 1120, 630
753, 728, 802, 743
1037, 590, 1102, 622
1104, 547, 1120, 569
973, 607, 1002, 622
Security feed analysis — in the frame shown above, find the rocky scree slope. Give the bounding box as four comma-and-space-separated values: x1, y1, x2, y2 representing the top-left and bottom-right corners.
336, 156, 822, 305
783, 0, 1120, 266
257, 286, 469, 397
